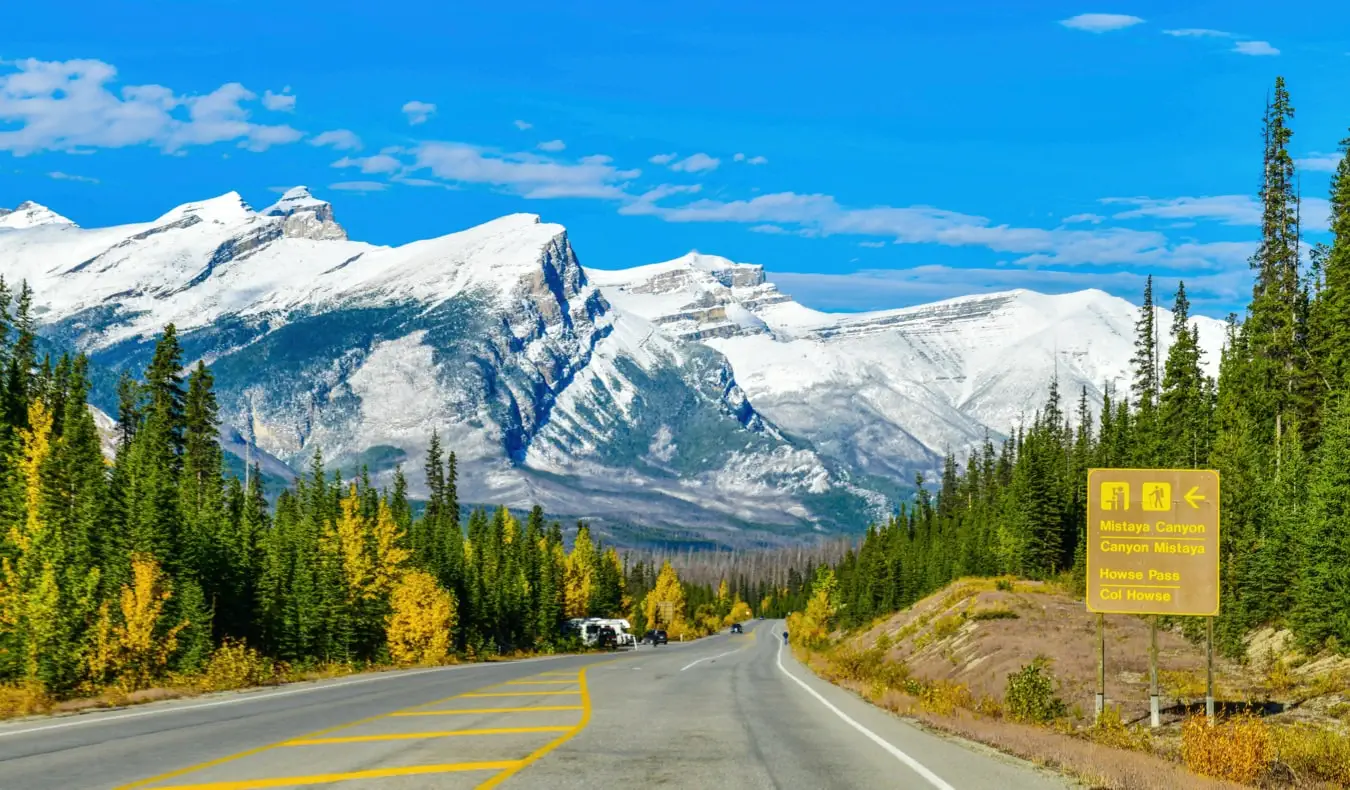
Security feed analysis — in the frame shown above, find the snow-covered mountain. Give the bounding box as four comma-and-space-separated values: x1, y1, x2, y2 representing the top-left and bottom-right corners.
0, 191, 1226, 544
591, 253, 1226, 481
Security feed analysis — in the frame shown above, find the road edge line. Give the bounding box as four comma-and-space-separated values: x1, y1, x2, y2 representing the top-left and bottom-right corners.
775, 633, 956, 790
0, 653, 578, 740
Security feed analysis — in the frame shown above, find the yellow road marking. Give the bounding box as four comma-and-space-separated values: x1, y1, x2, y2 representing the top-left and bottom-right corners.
391, 706, 584, 716
113, 666, 593, 790
475, 666, 596, 790
460, 690, 579, 697
284, 726, 573, 745
150, 761, 522, 789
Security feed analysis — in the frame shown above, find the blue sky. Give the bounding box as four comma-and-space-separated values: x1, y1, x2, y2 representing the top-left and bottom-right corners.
3, 1, 1348, 317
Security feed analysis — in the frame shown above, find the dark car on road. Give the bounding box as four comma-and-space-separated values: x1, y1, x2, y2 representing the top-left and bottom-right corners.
642, 629, 668, 645
730, 623, 743, 634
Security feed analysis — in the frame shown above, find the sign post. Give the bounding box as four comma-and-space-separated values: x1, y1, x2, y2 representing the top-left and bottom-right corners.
1087, 468, 1221, 725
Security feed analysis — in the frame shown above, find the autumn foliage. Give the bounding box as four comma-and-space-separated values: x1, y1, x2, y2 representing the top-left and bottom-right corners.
387, 570, 456, 665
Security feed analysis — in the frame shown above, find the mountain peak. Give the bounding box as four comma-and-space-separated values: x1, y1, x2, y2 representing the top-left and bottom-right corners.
0, 200, 76, 229
154, 192, 255, 226
262, 186, 346, 241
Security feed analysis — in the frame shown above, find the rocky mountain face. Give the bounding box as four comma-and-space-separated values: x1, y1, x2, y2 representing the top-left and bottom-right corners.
0, 192, 875, 544
0, 190, 1226, 545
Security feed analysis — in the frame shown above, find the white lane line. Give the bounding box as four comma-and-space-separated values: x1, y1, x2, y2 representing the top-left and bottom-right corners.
776, 634, 956, 790
0, 653, 575, 740
680, 648, 740, 671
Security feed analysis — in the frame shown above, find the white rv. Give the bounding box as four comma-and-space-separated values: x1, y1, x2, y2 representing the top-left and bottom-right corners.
566, 617, 636, 648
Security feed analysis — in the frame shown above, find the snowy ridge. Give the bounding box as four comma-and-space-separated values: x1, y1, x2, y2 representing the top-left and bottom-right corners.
0, 200, 76, 229
0, 190, 1223, 542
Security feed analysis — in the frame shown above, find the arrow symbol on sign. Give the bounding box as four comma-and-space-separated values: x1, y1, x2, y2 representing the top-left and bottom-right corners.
1185, 486, 1206, 509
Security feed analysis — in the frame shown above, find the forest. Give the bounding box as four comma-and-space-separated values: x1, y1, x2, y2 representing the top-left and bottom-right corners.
0, 303, 769, 701
795, 77, 1350, 661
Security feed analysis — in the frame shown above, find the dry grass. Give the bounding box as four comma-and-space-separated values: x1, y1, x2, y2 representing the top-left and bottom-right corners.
1181, 714, 1269, 784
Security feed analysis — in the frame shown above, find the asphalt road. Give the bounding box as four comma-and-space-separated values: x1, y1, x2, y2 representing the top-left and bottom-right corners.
0, 621, 1075, 789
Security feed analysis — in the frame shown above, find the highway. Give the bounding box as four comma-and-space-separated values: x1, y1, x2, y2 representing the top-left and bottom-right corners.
0, 622, 1073, 789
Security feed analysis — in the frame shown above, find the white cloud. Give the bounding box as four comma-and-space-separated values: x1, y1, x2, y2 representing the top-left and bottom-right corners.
401, 100, 436, 125
1163, 28, 1233, 38
0, 57, 303, 155
746, 155, 768, 165
514, 119, 532, 130
309, 129, 362, 151
580, 154, 613, 165
1104, 194, 1330, 232
1233, 40, 1279, 56
48, 170, 98, 183
1063, 212, 1106, 224
858, 240, 886, 248
668, 152, 720, 173
1059, 13, 1145, 32
329, 181, 387, 192
734, 152, 745, 162
409, 141, 637, 199
538, 139, 566, 152
649, 152, 676, 165
772, 265, 1247, 317
262, 89, 295, 112
1298, 153, 1343, 172
1104, 195, 1261, 225
332, 153, 401, 174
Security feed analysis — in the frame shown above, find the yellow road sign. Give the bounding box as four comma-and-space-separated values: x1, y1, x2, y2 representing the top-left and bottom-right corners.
1087, 468, 1220, 616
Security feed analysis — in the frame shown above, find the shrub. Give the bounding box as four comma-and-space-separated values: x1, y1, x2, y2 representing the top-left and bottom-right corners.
995, 578, 1015, 592
1270, 723, 1350, 786
919, 680, 973, 716
931, 614, 963, 639
1004, 657, 1067, 724
1181, 713, 1270, 784
0, 682, 50, 720
1088, 705, 1151, 752
969, 607, 1018, 621
200, 640, 275, 692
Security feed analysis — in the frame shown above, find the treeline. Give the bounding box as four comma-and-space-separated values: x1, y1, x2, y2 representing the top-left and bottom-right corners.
0, 294, 754, 699
819, 76, 1350, 659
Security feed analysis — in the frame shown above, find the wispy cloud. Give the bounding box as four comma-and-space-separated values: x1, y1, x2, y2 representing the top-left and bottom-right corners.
262, 89, 295, 112
47, 170, 98, 183
668, 152, 720, 173
1233, 40, 1279, 56
649, 152, 677, 165
0, 57, 303, 155
310, 129, 362, 151
733, 153, 769, 165
408, 141, 638, 199
329, 181, 387, 192
1162, 27, 1281, 56
538, 139, 566, 152
1059, 13, 1145, 33
1104, 195, 1330, 232
1297, 153, 1343, 172
514, 119, 532, 130
401, 100, 436, 125
772, 265, 1247, 316
1162, 28, 1232, 38
1063, 213, 1106, 224
858, 240, 886, 248
332, 153, 401, 174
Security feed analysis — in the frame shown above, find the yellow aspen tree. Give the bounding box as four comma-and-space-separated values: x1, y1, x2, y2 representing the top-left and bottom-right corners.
324, 484, 374, 601
0, 401, 73, 690
643, 560, 687, 636
724, 598, 753, 627
386, 570, 455, 665
86, 554, 187, 690
370, 499, 411, 599
717, 579, 730, 605
563, 526, 596, 618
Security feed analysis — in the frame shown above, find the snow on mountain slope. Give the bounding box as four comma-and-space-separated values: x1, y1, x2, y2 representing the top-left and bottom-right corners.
0, 200, 75, 229
593, 253, 1226, 480
0, 193, 870, 542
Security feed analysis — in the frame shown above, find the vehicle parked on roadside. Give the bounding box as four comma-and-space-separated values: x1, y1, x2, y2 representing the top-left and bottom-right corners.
642, 629, 668, 645
730, 623, 743, 634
